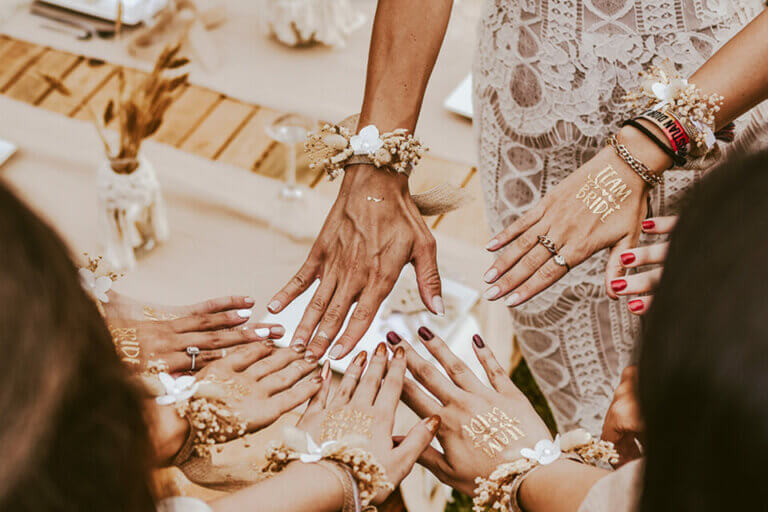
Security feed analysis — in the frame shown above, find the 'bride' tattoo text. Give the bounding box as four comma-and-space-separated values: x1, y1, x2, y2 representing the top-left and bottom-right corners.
575, 166, 632, 222
110, 327, 140, 366
462, 407, 525, 458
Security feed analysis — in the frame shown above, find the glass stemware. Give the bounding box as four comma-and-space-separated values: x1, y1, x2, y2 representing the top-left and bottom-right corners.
265, 113, 316, 201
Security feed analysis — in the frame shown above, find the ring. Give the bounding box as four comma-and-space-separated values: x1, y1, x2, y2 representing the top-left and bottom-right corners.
537, 235, 571, 272
186, 346, 200, 371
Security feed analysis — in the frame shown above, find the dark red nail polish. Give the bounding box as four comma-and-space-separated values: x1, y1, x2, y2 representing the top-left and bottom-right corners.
418, 326, 434, 340
472, 334, 485, 348
620, 253, 635, 265
386, 331, 401, 345
611, 279, 627, 292
641, 220, 655, 230
628, 299, 644, 312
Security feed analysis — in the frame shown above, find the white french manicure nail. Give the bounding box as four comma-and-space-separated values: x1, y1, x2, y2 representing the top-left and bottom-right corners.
432, 296, 445, 317
328, 345, 343, 360
268, 300, 281, 312
237, 309, 252, 318
255, 327, 270, 338
244, 297, 255, 305
483, 268, 498, 283
486, 239, 499, 250
483, 286, 500, 300
505, 293, 521, 306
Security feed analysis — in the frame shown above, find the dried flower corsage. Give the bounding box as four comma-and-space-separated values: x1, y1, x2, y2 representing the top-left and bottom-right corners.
78, 254, 122, 314
156, 373, 199, 405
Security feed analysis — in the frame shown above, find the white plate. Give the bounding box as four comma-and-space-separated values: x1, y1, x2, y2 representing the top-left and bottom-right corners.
0, 138, 17, 167
40, 0, 168, 25
443, 74, 473, 119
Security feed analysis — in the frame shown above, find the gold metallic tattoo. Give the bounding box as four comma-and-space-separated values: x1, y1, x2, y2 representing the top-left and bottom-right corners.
321, 409, 374, 442
461, 407, 526, 458
143, 305, 180, 321
575, 165, 633, 222
110, 327, 141, 366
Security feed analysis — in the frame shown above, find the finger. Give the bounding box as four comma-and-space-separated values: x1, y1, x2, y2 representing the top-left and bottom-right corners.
618, 242, 669, 269
503, 251, 570, 308
290, 276, 338, 351
185, 296, 256, 315
605, 237, 634, 300
484, 243, 552, 301
245, 347, 304, 380
306, 361, 332, 412
170, 309, 254, 333
486, 203, 546, 252
162, 347, 230, 374
392, 416, 442, 480
641, 216, 678, 235
178, 325, 266, 351
264, 370, 323, 424
222, 342, 274, 372
260, 358, 318, 395
330, 351, 368, 406
268, 256, 321, 314
386, 332, 457, 404
483, 221, 547, 285
412, 234, 444, 316
251, 323, 286, 340
610, 268, 663, 297
331, 285, 392, 361
401, 376, 442, 417
413, 444, 452, 482
470, 333, 516, 394
413, 327, 483, 393
352, 342, 389, 405
627, 296, 653, 315
306, 286, 356, 363
373, 345, 406, 414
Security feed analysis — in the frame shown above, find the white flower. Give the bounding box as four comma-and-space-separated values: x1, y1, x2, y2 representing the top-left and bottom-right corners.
349, 125, 384, 155
298, 432, 340, 463
79, 268, 112, 303
650, 78, 688, 103
156, 373, 199, 405
520, 435, 561, 465
691, 120, 717, 149
560, 428, 592, 451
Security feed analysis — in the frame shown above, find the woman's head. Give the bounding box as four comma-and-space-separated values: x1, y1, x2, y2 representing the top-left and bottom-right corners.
639, 150, 768, 510
0, 182, 155, 511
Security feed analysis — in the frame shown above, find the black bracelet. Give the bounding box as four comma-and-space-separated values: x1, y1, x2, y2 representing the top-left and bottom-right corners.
621, 119, 687, 168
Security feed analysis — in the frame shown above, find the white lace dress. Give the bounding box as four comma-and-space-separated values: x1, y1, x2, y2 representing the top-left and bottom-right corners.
472, 0, 767, 433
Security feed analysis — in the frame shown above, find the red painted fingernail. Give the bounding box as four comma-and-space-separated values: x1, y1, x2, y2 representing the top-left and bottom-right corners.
386, 331, 401, 345
417, 326, 434, 340
620, 253, 635, 265
611, 279, 627, 292
628, 299, 644, 312
472, 334, 485, 348
642, 220, 655, 230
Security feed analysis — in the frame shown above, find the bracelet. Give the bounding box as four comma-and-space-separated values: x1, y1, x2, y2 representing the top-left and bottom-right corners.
472, 429, 618, 512
317, 460, 363, 512
634, 110, 690, 158
624, 117, 687, 167
607, 135, 664, 187
171, 415, 197, 467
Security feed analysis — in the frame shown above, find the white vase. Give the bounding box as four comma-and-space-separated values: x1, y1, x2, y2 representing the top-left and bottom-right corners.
97, 156, 169, 270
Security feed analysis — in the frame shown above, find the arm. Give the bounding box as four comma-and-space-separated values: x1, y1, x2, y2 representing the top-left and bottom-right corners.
518, 460, 608, 512
269, 0, 454, 363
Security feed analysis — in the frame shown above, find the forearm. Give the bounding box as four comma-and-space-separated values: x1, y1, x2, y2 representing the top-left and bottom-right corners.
211, 462, 343, 512
144, 400, 190, 465
518, 460, 609, 512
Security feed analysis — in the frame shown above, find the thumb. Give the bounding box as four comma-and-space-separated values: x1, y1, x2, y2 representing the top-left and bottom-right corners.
605, 236, 634, 300
393, 415, 441, 478
412, 238, 444, 316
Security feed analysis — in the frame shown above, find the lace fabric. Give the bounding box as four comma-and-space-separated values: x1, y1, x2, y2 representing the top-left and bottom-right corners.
472, 0, 767, 433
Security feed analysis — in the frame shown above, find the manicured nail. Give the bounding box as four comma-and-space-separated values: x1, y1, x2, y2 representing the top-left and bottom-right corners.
483, 268, 498, 283
321, 360, 331, 380
620, 253, 635, 265
432, 296, 445, 317
237, 309, 252, 318
417, 326, 434, 341
611, 279, 627, 292
268, 300, 281, 313
394, 346, 405, 359
641, 220, 655, 230
311, 371, 323, 383
254, 327, 270, 338
628, 299, 644, 312
328, 344, 343, 360
504, 293, 521, 306
292, 339, 306, 352
270, 326, 285, 337
262, 339, 276, 347
386, 331, 401, 345
304, 351, 317, 363
486, 239, 499, 250
244, 297, 255, 305
315, 330, 330, 342
483, 286, 500, 300
425, 415, 441, 433
472, 334, 485, 348
354, 351, 367, 367
375, 342, 387, 356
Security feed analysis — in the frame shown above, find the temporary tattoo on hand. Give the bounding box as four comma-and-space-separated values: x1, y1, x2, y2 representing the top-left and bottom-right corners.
110, 327, 140, 366
143, 305, 179, 321
575, 166, 633, 222
462, 407, 525, 458
321, 409, 374, 442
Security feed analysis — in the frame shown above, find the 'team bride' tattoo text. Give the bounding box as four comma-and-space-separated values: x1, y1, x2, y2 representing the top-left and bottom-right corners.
575, 166, 632, 222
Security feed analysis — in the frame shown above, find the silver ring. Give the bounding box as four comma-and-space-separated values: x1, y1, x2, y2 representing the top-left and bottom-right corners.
537, 235, 570, 271
186, 346, 200, 371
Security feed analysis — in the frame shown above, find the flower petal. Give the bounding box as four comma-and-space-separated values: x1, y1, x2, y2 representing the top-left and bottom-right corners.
156, 395, 175, 405
158, 372, 175, 393
176, 376, 196, 389
79, 268, 95, 288
520, 447, 538, 461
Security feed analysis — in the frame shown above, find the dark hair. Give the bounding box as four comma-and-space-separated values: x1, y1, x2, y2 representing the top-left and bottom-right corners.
639, 150, 768, 510
0, 182, 156, 511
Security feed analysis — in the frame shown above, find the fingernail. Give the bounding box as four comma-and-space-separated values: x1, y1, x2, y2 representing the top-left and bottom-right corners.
354, 351, 367, 367
328, 345, 343, 360
375, 342, 387, 356
641, 220, 655, 230
425, 415, 441, 433
237, 309, 252, 318
312, 372, 323, 383
254, 327, 270, 338
315, 330, 330, 341
321, 360, 331, 380
483, 268, 498, 283
262, 339, 276, 347
244, 297, 255, 305
628, 299, 644, 312
504, 293, 521, 306
292, 339, 306, 352
620, 253, 635, 265
417, 326, 434, 341
486, 239, 499, 250
611, 279, 627, 292
432, 296, 445, 317
304, 351, 317, 363
268, 300, 281, 313
270, 326, 285, 337
386, 331, 402, 345
483, 286, 500, 300
472, 334, 485, 348
394, 346, 405, 359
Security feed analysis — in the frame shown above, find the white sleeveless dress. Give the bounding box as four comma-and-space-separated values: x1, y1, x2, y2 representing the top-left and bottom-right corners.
473, 0, 767, 433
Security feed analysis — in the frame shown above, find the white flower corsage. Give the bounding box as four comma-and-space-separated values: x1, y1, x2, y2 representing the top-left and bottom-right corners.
156, 372, 199, 405
79, 268, 113, 303
349, 125, 384, 155
520, 435, 561, 465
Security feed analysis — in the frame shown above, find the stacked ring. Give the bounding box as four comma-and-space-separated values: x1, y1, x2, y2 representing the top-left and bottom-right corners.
537, 235, 571, 272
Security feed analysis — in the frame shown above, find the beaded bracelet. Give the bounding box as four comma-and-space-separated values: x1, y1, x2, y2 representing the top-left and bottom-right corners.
607, 135, 664, 187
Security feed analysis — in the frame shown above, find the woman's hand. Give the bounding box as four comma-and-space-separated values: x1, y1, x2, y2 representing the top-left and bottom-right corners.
483, 142, 651, 307
386, 328, 550, 496
610, 216, 677, 315
601, 365, 643, 467
296, 343, 440, 504
269, 165, 443, 363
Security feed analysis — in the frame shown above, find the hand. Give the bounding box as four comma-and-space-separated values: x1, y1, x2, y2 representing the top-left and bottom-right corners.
483, 143, 650, 307
386, 328, 550, 496
269, 165, 443, 362
610, 216, 677, 315
296, 343, 440, 504
601, 366, 643, 467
